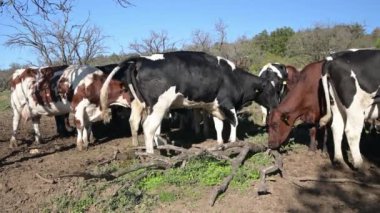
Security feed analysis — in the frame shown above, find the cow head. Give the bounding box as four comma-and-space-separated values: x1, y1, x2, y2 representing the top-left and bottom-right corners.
259, 63, 288, 100
255, 80, 281, 110
267, 109, 293, 149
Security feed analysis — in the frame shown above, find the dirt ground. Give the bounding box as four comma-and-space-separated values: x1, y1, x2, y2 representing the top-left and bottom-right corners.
0, 110, 379, 213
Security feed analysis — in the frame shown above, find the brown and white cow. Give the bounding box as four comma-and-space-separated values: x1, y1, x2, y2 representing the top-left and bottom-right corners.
57, 64, 140, 150
10, 65, 70, 147
267, 61, 326, 151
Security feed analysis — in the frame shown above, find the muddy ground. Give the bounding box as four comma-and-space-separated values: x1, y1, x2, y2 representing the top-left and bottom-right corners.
0, 109, 379, 213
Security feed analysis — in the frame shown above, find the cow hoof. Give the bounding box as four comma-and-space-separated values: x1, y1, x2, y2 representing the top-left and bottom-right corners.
257, 182, 270, 195
308, 145, 317, 152
34, 139, 43, 145
332, 160, 347, 170
320, 151, 329, 159
77, 144, 84, 151
307, 150, 316, 156
9, 139, 18, 148
132, 138, 139, 147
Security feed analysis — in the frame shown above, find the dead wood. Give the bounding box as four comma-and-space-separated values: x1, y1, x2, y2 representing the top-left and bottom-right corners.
208, 142, 266, 206
97, 149, 120, 166
291, 176, 380, 189
35, 173, 56, 184
56, 140, 267, 206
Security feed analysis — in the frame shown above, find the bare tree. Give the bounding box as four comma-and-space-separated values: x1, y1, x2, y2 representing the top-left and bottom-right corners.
129, 30, 177, 54
214, 19, 228, 54
3, 0, 106, 65
188, 29, 213, 52
0, 0, 133, 16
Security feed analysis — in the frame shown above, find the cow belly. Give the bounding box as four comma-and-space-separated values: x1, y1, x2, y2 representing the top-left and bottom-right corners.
171, 93, 218, 112
32, 101, 71, 115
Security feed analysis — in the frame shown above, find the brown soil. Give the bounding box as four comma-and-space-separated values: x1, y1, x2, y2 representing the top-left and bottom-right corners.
0, 110, 379, 213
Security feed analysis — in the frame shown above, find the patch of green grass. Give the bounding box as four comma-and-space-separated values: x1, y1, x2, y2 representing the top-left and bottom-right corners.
158, 191, 177, 202
107, 187, 144, 212
47, 150, 273, 212
51, 186, 96, 213
231, 152, 272, 188
0, 90, 10, 111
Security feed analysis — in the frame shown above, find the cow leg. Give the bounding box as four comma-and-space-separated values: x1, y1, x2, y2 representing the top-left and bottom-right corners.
32, 116, 42, 144
228, 109, 238, 142
74, 99, 90, 151
261, 106, 267, 125
212, 117, 224, 144
143, 87, 178, 153
10, 108, 21, 148
308, 127, 317, 152
192, 109, 202, 136
344, 111, 365, 169
64, 114, 74, 133
202, 111, 211, 138
82, 123, 91, 150
76, 127, 84, 151
54, 115, 66, 136
129, 100, 143, 146
154, 124, 163, 146
330, 102, 345, 165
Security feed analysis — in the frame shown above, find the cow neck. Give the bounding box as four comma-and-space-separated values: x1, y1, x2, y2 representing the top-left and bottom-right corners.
237, 70, 262, 105
277, 61, 324, 127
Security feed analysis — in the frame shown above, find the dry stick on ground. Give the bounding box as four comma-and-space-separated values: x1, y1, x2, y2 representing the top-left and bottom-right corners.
56, 141, 267, 205
209, 142, 266, 206
290, 176, 380, 189
257, 151, 380, 194
113, 141, 267, 206
97, 149, 120, 166
35, 173, 56, 184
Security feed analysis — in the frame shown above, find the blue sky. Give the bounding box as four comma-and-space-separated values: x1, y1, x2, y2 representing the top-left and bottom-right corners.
0, 0, 379, 69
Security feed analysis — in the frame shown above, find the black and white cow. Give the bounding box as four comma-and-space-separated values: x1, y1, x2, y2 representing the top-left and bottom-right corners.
258, 63, 288, 124
258, 63, 301, 124
319, 49, 380, 168
100, 51, 280, 153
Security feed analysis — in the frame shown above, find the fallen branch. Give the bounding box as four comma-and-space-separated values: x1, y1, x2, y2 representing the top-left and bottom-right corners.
292, 176, 380, 189
97, 149, 120, 166
35, 173, 56, 184
56, 140, 267, 206
209, 142, 266, 206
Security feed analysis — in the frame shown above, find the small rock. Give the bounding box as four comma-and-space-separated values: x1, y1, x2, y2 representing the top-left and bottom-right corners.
29, 149, 40, 154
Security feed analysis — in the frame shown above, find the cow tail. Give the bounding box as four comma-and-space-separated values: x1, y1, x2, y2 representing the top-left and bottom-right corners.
126, 60, 146, 107
319, 61, 331, 127
219, 106, 237, 126
21, 104, 31, 123
100, 66, 121, 123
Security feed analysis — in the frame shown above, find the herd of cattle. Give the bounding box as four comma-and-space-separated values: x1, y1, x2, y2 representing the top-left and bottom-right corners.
9, 49, 380, 169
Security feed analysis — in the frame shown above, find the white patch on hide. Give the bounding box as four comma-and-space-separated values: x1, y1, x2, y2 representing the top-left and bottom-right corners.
217, 56, 236, 70
258, 63, 283, 78
142, 54, 165, 61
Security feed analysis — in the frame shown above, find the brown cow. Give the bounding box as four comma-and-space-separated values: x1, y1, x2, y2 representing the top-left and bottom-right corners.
267, 61, 326, 150
57, 64, 141, 150
10, 65, 71, 147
